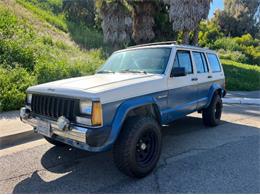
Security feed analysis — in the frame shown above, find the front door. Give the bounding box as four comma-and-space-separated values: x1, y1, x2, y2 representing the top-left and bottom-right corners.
167, 50, 199, 122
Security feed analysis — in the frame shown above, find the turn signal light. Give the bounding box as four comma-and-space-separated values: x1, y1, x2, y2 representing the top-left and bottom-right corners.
91, 102, 103, 126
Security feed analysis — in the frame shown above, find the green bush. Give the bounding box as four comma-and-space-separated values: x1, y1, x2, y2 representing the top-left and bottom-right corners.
0, 5, 104, 111
0, 39, 36, 70
199, 21, 224, 47
218, 49, 248, 63
0, 67, 36, 112
0, 6, 18, 38
213, 38, 242, 51
213, 36, 260, 65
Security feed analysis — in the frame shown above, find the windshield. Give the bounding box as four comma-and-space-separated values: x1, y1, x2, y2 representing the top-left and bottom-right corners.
97, 48, 171, 74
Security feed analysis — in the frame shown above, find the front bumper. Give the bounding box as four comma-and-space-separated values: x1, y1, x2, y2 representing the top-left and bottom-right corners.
21, 115, 88, 143
20, 107, 110, 151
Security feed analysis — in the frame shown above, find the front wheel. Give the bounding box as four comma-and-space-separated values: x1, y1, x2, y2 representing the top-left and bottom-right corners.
113, 116, 162, 178
202, 94, 223, 126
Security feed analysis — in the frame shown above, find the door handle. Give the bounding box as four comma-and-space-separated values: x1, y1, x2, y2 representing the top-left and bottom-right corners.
208, 75, 212, 78
191, 78, 198, 81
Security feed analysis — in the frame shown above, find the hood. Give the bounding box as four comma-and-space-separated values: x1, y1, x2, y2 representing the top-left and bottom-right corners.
27, 73, 166, 103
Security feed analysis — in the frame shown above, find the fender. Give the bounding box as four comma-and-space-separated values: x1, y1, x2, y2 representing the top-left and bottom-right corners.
112, 95, 161, 139
95, 95, 161, 151
205, 83, 226, 107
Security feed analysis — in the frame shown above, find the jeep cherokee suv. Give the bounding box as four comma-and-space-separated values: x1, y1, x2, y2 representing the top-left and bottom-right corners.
20, 41, 226, 178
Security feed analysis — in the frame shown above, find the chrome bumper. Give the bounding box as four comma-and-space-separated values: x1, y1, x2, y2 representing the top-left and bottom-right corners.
20, 107, 88, 143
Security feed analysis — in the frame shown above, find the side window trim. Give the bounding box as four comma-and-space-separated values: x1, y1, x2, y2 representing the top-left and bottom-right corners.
201, 52, 209, 73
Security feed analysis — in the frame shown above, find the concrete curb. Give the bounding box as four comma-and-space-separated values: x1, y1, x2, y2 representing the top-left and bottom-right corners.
223, 97, 260, 105
0, 129, 42, 149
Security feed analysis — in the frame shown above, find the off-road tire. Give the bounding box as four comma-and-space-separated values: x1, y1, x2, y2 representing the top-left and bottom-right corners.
44, 136, 66, 147
113, 116, 162, 178
202, 94, 223, 126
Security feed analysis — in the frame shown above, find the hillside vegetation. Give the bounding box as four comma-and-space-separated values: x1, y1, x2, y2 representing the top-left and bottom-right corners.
0, 1, 104, 111
0, 0, 259, 112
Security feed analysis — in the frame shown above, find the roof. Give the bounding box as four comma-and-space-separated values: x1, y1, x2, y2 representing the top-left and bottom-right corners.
116, 41, 214, 53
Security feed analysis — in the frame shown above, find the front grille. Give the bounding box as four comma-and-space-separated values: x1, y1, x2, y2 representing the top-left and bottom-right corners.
31, 94, 80, 121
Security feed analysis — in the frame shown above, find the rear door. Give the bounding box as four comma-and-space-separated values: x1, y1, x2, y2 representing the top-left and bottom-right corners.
191, 51, 211, 109
167, 49, 199, 122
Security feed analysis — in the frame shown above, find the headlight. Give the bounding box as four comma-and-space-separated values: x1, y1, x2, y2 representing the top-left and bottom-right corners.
77, 100, 103, 126
80, 100, 92, 115
27, 94, 32, 104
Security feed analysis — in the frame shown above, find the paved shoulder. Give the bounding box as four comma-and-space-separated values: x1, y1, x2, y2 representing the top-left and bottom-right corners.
0, 105, 259, 193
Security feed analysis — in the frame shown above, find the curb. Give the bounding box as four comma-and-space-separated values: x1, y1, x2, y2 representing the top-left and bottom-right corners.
0, 129, 42, 150
223, 98, 260, 105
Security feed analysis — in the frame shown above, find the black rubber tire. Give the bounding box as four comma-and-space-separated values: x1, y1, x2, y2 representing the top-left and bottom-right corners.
202, 94, 223, 127
44, 136, 66, 147
113, 116, 162, 178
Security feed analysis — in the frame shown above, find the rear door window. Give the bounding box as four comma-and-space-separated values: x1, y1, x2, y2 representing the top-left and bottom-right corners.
207, 53, 221, 72
192, 52, 208, 73
173, 50, 193, 74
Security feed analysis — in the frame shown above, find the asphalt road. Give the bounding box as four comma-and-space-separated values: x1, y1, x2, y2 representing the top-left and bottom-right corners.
0, 104, 259, 193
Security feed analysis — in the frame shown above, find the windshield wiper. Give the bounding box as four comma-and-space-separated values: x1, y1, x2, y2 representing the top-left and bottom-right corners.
120, 69, 147, 74
96, 70, 115, 74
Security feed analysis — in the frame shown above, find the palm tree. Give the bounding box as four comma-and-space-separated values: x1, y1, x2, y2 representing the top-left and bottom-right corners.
166, 0, 211, 45
96, 0, 132, 48
192, 0, 211, 45
129, 0, 156, 44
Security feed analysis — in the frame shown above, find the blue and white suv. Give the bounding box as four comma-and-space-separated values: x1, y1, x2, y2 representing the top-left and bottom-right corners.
20, 41, 226, 178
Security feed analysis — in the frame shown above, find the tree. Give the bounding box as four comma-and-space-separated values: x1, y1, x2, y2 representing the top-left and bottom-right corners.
96, 0, 132, 48
213, 0, 260, 37
129, 0, 156, 44
198, 20, 224, 47
62, 0, 96, 27
165, 0, 211, 45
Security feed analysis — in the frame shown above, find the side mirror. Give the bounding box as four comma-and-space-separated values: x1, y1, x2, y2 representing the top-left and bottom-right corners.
171, 67, 187, 77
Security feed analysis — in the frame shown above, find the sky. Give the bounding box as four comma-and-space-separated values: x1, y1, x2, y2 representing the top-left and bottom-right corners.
208, 0, 224, 19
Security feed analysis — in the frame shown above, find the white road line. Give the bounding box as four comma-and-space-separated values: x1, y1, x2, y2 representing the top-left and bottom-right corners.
0, 139, 46, 157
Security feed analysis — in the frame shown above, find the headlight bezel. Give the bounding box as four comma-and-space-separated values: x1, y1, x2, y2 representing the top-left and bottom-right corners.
78, 100, 103, 127
26, 94, 32, 105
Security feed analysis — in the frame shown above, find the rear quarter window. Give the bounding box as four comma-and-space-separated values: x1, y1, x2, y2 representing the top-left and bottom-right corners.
207, 53, 221, 72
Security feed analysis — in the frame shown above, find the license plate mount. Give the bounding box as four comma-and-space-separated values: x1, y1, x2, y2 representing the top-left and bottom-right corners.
37, 120, 51, 137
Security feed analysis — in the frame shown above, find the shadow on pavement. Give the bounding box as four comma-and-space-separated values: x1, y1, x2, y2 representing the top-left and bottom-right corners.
12, 115, 260, 193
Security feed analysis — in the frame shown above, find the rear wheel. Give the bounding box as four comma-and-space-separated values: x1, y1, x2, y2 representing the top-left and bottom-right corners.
202, 94, 223, 126
113, 116, 162, 178
44, 136, 66, 147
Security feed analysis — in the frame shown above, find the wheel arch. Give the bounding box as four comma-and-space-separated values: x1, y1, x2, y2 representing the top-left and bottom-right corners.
205, 83, 226, 108
109, 96, 162, 145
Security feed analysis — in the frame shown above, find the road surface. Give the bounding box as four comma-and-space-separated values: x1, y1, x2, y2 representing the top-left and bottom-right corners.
0, 104, 259, 193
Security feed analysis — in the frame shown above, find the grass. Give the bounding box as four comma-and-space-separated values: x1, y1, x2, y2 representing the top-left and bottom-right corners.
16, 0, 104, 49
16, 0, 67, 32
0, 4, 104, 111
221, 59, 260, 91
67, 22, 104, 49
